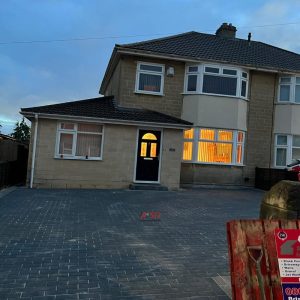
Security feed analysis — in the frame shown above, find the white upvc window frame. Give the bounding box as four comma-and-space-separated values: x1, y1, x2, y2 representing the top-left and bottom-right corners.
241, 72, 249, 98
184, 63, 249, 99
274, 134, 300, 168
135, 61, 165, 95
55, 121, 104, 161
182, 127, 245, 166
236, 131, 245, 165
184, 65, 201, 93
278, 76, 300, 103
182, 128, 194, 161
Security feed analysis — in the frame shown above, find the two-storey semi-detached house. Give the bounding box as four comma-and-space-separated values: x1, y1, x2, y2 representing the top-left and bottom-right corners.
21, 23, 300, 189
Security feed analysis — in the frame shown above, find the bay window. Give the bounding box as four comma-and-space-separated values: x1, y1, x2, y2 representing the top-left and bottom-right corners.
135, 62, 164, 95
278, 76, 300, 103
182, 128, 244, 165
203, 67, 237, 96
184, 64, 248, 98
56, 122, 103, 160
275, 134, 300, 167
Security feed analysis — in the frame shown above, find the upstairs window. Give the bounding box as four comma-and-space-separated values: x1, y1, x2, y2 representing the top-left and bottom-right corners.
135, 62, 164, 95
184, 64, 248, 99
185, 66, 199, 92
278, 76, 300, 103
203, 67, 237, 96
57, 122, 103, 160
241, 72, 248, 98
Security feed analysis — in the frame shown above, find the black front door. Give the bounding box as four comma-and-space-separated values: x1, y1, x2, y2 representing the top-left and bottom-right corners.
135, 130, 161, 182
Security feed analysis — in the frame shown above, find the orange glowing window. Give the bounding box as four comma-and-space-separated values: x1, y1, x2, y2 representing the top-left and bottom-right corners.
150, 143, 157, 157
183, 128, 244, 164
198, 142, 215, 162
236, 144, 243, 164
142, 133, 157, 140
140, 142, 147, 157
183, 142, 193, 160
218, 130, 233, 141
198, 142, 232, 163
200, 129, 215, 140
184, 129, 194, 139
238, 132, 244, 143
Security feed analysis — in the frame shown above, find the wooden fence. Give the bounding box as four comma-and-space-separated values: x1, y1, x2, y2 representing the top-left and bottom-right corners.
227, 220, 300, 300
0, 144, 28, 189
255, 167, 299, 190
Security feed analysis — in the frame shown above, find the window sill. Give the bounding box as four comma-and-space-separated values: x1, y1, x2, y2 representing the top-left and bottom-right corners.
276, 102, 300, 105
181, 92, 249, 101
54, 156, 102, 161
134, 90, 164, 96
182, 161, 245, 167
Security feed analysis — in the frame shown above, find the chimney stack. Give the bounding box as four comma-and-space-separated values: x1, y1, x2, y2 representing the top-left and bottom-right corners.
215, 23, 237, 39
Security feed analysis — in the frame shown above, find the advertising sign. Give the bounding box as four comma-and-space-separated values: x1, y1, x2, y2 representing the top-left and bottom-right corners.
275, 229, 300, 300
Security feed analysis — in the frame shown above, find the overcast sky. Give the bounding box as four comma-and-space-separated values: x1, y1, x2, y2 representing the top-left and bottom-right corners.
1, 0, 300, 134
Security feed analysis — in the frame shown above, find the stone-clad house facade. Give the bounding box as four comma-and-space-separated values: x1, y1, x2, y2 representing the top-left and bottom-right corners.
22, 23, 300, 189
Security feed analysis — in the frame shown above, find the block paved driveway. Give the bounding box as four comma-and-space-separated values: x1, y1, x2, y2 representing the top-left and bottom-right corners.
0, 187, 263, 300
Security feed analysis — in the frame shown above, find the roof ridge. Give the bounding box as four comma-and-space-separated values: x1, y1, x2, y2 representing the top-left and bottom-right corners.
119, 31, 198, 48
21, 96, 114, 111
120, 30, 254, 47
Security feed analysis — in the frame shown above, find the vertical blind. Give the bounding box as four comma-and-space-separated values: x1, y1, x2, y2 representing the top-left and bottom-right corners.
182, 128, 244, 165
58, 123, 103, 158
139, 74, 161, 92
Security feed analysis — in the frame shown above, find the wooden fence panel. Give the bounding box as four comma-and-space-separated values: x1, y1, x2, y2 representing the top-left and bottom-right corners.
262, 220, 281, 299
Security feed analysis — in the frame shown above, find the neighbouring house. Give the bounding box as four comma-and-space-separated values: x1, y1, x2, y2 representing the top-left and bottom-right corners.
21, 23, 300, 189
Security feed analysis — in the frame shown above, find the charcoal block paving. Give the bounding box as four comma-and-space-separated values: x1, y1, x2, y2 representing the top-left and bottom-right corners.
0, 188, 262, 299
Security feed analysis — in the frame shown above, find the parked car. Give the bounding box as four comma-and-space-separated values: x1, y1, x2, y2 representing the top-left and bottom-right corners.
287, 159, 300, 181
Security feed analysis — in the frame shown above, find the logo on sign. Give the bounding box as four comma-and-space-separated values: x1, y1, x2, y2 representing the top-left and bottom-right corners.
278, 231, 288, 241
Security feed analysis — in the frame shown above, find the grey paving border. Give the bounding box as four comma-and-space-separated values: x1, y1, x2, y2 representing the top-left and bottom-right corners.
181, 184, 263, 191
212, 275, 232, 299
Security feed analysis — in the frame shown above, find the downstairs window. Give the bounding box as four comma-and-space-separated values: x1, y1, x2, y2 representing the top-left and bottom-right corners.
182, 128, 245, 165
275, 134, 300, 167
56, 122, 103, 160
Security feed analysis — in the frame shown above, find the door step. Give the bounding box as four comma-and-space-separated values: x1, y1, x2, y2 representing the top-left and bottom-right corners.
129, 183, 168, 191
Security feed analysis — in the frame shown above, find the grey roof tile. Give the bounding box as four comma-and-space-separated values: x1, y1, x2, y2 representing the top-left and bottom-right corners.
21, 96, 192, 126
120, 31, 300, 72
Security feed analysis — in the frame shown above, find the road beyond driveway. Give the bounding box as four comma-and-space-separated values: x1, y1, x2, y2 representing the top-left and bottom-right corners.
0, 188, 263, 299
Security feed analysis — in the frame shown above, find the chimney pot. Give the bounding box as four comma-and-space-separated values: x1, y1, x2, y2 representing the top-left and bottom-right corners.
248, 32, 252, 43
216, 23, 237, 39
